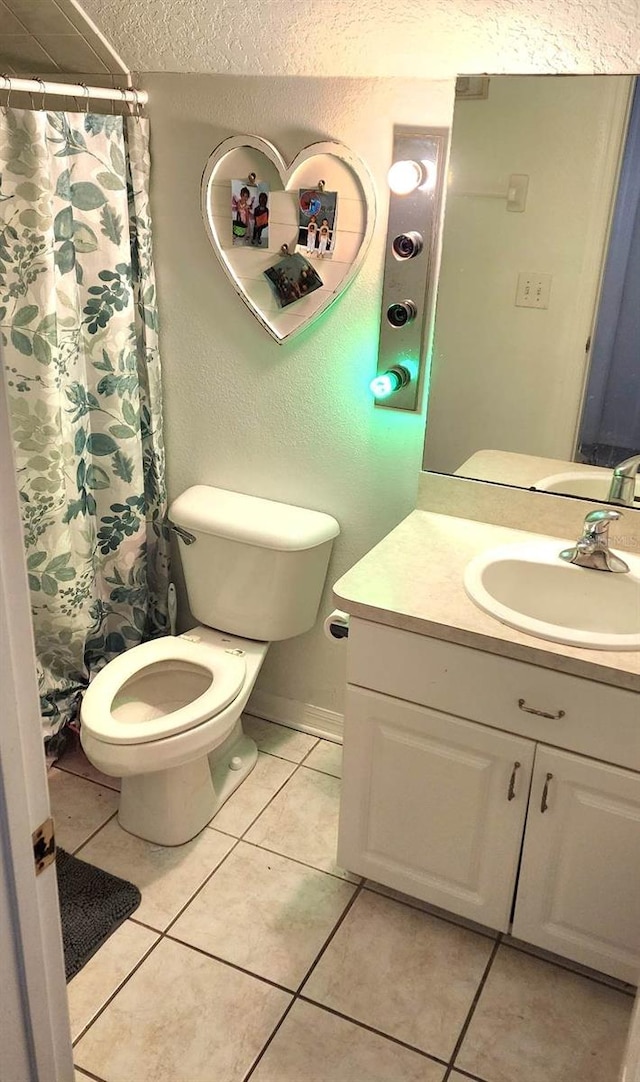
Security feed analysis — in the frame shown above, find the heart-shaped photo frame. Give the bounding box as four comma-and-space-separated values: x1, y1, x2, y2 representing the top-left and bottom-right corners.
201, 135, 377, 343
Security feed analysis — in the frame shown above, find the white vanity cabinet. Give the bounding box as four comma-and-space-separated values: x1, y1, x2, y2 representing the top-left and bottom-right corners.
337, 618, 640, 984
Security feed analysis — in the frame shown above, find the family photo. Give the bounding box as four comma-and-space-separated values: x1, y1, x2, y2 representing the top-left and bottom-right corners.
231, 179, 270, 247
296, 188, 338, 259
264, 251, 323, 308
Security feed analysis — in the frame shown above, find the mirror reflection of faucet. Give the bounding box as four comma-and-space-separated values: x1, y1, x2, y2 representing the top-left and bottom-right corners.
608, 454, 640, 506
559, 509, 630, 573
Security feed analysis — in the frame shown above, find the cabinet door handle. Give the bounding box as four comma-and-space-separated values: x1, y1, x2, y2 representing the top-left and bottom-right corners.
518, 698, 565, 720
507, 761, 521, 801
540, 772, 554, 813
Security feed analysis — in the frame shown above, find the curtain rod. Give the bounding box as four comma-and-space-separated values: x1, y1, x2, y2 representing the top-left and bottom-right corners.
0, 76, 147, 106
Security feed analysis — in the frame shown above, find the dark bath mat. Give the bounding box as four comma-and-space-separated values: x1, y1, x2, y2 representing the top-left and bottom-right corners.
56, 847, 141, 982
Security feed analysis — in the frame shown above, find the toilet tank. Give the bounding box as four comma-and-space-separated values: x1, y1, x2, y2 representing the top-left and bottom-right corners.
169, 486, 340, 641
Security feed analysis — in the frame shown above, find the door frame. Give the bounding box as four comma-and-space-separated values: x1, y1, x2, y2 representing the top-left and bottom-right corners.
0, 352, 74, 1082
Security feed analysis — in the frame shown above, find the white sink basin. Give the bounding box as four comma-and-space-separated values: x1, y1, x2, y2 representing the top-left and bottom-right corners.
536, 469, 640, 503
464, 540, 640, 651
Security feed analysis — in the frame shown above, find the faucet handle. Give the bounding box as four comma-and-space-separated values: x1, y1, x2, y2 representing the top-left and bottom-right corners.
561, 508, 628, 571
583, 508, 622, 537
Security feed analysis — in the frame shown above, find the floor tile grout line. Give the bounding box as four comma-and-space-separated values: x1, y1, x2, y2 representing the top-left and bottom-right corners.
72, 934, 162, 1048
162, 933, 299, 995
442, 934, 503, 1081
294, 881, 365, 995
234, 757, 305, 841
362, 882, 500, 942
240, 835, 360, 885
241, 994, 298, 1082
70, 810, 119, 856
203, 746, 308, 846
73, 1066, 108, 1082
362, 880, 635, 998
446, 1066, 493, 1082
161, 835, 243, 936
296, 993, 451, 1069
166, 865, 362, 999
500, 937, 637, 997
52, 763, 120, 792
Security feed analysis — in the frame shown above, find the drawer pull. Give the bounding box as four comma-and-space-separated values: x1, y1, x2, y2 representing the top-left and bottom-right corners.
540, 772, 554, 813
518, 698, 565, 721
507, 761, 521, 801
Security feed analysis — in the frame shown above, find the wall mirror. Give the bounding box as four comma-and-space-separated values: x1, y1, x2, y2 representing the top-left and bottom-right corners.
423, 74, 640, 508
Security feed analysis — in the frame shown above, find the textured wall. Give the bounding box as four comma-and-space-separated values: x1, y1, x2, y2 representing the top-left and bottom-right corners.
79, 0, 640, 76
142, 74, 453, 719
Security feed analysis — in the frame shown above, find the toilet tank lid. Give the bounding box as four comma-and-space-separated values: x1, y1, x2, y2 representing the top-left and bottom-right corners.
169, 486, 340, 551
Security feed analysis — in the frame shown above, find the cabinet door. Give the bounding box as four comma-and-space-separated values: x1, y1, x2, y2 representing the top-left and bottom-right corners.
512, 746, 640, 983
338, 686, 535, 931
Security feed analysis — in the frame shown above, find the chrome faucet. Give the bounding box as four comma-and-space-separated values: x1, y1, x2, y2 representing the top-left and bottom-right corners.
607, 454, 640, 506
560, 509, 629, 573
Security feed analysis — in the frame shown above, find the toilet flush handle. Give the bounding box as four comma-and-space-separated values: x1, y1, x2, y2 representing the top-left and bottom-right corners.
170, 523, 197, 545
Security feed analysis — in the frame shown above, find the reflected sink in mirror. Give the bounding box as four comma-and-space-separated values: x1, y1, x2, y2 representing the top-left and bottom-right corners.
464, 540, 640, 651
537, 470, 640, 503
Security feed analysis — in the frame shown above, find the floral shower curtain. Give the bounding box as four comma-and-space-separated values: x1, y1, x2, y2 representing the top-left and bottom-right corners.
0, 106, 170, 745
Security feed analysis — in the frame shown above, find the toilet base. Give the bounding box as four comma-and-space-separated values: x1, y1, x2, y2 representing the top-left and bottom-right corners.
118, 725, 258, 846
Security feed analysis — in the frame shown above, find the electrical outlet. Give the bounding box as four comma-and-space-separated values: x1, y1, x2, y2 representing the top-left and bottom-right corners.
515, 272, 552, 309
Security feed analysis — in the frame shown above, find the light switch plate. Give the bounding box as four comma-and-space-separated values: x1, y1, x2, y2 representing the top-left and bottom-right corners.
515, 271, 552, 309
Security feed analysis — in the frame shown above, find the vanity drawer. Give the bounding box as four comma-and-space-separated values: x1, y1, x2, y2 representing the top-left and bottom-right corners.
347, 619, 640, 770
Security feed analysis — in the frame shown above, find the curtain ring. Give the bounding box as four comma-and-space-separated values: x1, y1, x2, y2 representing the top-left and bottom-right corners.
130, 87, 142, 123
80, 82, 90, 114
35, 77, 46, 111
1, 73, 11, 114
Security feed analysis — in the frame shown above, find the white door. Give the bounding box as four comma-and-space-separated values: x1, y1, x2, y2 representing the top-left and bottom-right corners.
338, 686, 535, 930
0, 356, 74, 1082
512, 745, 640, 984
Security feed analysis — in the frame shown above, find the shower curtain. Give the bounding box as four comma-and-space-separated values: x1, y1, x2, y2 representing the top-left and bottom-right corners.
0, 106, 170, 746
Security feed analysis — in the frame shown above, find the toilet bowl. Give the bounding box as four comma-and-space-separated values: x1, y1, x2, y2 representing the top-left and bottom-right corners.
80, 485, 340, 845
81, 626, 267, 846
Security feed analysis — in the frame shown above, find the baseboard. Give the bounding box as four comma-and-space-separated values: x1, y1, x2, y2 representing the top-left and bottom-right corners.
245, 690, 344, 744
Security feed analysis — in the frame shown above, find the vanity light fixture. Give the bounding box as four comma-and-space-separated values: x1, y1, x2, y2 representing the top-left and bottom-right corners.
369, 365, 412, 400
374, 126, 448, 413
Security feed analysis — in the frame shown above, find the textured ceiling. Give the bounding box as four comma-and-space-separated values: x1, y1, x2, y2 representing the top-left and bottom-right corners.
76, 0, 640, 77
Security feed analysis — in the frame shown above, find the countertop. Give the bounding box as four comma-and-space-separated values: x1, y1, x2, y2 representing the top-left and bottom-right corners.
333, 510, 640, 693
454, 449, 612, 490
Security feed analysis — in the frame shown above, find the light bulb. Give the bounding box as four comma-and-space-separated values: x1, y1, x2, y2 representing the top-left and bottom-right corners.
387, 159, 425, 196
369, 365, 412, 399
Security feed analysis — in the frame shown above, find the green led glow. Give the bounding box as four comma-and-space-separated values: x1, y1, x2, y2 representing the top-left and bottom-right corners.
370, 372, 399, 399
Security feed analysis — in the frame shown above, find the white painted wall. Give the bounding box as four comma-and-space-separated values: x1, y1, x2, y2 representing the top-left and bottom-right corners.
424, 74, 632, 474
80, 0, 640, 78
142, 74, 453, 719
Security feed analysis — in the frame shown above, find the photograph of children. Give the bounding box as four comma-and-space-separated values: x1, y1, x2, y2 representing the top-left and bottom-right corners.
231, 180, 270, 247
296, 189, 338, 259
264, 251, 323, 308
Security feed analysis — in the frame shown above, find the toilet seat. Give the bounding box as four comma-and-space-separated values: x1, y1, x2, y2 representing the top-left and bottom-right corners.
81, 636, 246, 746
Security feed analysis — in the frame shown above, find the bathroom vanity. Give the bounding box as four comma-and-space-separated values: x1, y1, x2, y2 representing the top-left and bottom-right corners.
333, 507, 640, 985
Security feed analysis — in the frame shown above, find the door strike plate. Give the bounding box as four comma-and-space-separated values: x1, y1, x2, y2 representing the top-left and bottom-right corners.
33, 817, 56, 875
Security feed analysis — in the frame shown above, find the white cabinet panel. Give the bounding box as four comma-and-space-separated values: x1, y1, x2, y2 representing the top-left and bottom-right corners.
512, 747, 640, 983
338, 687, 535, 931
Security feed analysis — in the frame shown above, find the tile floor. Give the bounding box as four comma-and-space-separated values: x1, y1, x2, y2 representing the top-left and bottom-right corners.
52, 716, 634, 1082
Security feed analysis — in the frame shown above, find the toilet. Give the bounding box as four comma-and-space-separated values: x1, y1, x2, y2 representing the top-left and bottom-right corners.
80, 485, 339, 845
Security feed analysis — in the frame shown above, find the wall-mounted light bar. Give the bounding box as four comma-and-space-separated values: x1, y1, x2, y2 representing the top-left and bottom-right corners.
373, 126, 448, 411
